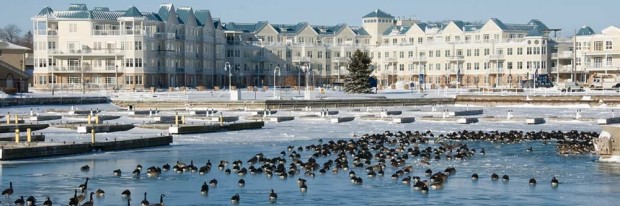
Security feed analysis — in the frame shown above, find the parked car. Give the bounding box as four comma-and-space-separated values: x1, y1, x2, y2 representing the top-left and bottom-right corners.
557, 81, 584, 92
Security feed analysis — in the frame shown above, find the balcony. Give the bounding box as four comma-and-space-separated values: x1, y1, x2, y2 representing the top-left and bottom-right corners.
47, 30, 58, 36
551, 51, 574, 59
550, 66, 574, 73
51, 49, 124, 57
292, 56, 312, 63
92, 30, 120, 36
447, 55, 465, 62
485, 54, 505, 61
332, 57, 349, 63
584, 50, 620, 56
411, 56, 427, 63
385, 57, 398, 63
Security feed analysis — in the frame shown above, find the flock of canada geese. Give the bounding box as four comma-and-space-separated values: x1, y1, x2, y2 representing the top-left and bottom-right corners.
1, 129, 571, 205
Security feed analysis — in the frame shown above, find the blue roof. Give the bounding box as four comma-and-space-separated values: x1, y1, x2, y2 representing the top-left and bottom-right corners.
526, 26, 543, 37
577, 26, 595, 36
93, 7, 109, 11
382, 26, 411, 36
158, 3, 173, 21
68, 4, 88, 11
195, 10, 211, 27
362, 9, 394, 19
37, 7, 54, 16
123, 6, 143, 17
176, 7, 194, 24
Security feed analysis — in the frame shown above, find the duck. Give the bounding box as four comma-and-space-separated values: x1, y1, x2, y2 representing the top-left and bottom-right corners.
96, 188, 105, 197
14, 196, 25, 206
133, 168, 141, 177
502, 175, 510, 182
269, 189, 278, 202
238, 179, 246, 187
480, 148, 486, 155
121, 189, 131, 198
231, 193, 240, 204
2, 181, 13, 198
300, 183, 308, 192
79, 177, 89, 191
529, 178, 537, 186
113, 169, 122, 176
551, 177, 559, 187
209, 179, 218, 187
81, 165, 90, 172
425, 169, 432, 176
150, 194, 165, 206
81, 192, 95, 206
26, 196, 36, 206
526, 147, 533, 152
421, 184, 429, 193
141, 192, 149, 206
491, 173, 499, 181
43, 197, 52, 206
162, 163, 171, 171
471, 173, 479, 180
201, 182, 209, 195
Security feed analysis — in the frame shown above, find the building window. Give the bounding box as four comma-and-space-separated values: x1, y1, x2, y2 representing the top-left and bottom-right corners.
68, 77, 80, 84
507, 48, 513, 55
507, 62, 513, 69
474, 49, 480, 56
466, 49, 471, 57
399, 51, 404, 58
435, 50, 441, 57
318, 51, 323, 59
445, 50, 450, 57
474, 63, 479, 70
594, 41, 603, 51
136, 75, 143, 85
399, 64, 404, 71
484, 49, 489, 56
69, 23, 77, 33
517, 62, 523, 69
606, 41, 613, 50
466, 63, 471, 70
607, 57, 613, 66
408, 51, 414, 58
517, 48, 523, 55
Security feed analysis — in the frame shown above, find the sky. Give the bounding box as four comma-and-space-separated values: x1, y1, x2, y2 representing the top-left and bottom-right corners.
3, 0, 617, 37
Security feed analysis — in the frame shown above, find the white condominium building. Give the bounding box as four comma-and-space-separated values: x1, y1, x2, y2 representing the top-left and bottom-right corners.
33, 4, 609, 91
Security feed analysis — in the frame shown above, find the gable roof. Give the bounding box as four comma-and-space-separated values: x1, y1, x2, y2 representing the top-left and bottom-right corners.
526, 26, 543, 37
362, 9, 394, 19
577, 26, 595, 36
68, 4, 88, 11
0, 59, 30, 79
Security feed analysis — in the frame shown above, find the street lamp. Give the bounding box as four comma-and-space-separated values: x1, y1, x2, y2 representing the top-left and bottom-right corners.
301, 63, 310, 100
273, 66, 281, 100
115, 65, 118, 90
224, 62, 232, 90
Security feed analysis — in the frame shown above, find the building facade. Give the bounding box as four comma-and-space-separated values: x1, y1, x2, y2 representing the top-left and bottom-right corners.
32, 4, 609, 91
0, 40, 30, 93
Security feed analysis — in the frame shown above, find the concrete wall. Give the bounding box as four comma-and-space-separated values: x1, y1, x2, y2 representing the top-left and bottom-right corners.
0, 96, 109, 107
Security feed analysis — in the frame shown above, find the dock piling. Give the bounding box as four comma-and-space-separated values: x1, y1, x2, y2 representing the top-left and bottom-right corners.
27, 128, 32, 143
91, 128, 96, 144
15, 128, 20, 143
87, 114, 92, 125
14, 114, 18, 124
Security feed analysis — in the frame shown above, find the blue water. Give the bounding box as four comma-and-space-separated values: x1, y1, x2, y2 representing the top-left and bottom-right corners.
1, 138, 619, 205
1, 104, 619, 205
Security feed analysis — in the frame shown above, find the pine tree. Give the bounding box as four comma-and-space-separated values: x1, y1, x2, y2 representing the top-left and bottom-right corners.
344, 49, 373, 93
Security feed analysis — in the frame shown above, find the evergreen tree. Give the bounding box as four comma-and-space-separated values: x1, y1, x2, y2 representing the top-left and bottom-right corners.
344, 49, 373, 93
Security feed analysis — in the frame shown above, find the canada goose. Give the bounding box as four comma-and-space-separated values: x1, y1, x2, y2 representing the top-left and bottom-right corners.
43, 197, 52, 206
150, 194, 165, 206
2, 181, 13, 198
209, 179, 218, 187
491, 173, 499, 181
526, 147, 533, 152
121, 189, 131, 198
231, 193, 240, 204
133, 168, 141, 177
141, 192, 149, 206
201, 182, 209, 195
113, 169, 122, 176
238, 178, 245, 187
14, 196, 25, 206
69, 189, 79, 206
502, 175, 510, 182
26, 195, 36, 206
551, 177, 559, 187
76, 189, 86, 203
136, 164, 143, 171
269, 189, 278, 202
81, 192, 95, 206
96, 188, 105, 197
529, 178, 537, 186
79, 177, 89, 191
81, 165, 90, 172
471, 173, 479, 180
162, 163, 170, 171
300, 183, 308, 192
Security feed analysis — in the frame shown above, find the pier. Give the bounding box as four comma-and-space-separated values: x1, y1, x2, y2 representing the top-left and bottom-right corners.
169, 121, 265, 134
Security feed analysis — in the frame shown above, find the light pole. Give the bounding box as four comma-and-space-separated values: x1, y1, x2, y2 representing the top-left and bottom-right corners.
273, 66, 281, 99
224, 62, 232, 90
115, 65, 118, 90
301, 63, 310, 100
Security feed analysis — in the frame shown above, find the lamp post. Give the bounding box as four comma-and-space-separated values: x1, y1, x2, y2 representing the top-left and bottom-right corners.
273, 66, 281, 100
301, 63, 310, 100
224, 62, 232, 90
115, 65, 118, 90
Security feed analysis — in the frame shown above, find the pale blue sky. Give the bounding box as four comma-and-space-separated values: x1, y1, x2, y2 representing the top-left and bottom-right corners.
5, 0, 616, 37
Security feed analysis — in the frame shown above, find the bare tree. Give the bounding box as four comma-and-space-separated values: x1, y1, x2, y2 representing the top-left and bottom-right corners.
0, 24, 22, 43
20, 31, 33, 49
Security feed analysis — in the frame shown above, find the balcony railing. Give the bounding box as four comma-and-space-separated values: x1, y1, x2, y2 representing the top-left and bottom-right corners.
292, 56, 312, 63
92, 30, 120, 36
412, 56, 427, 62
332, 57, 348, 63
551, 51, 573, 59
385, 57, 398, 62
447, 55, 465, 62
51, 49, 124, 56
485, 54, 505, 61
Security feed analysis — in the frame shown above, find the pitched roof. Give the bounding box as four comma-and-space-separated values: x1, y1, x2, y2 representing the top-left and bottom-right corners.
68, 4, 88, 11
194, 10, 211, 26
122, 6, 143, 17
176, 6, 194, 24
0, 59, 30, 79
0, 40, 30, 50
577, 26, 595, 36
382, 26, 410, 36
362, 9, 394, 19
526, 26, 543, 37
37, 7, 54, 16
93, 7, 109, 11
528, 19, 549, 31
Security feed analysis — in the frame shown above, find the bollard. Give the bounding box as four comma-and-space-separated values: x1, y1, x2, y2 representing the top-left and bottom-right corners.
30, 109, 34, 117
15, 128, 20, 143
181, 115, 186, 124
14, 114, 18, 124
87, 114, 92, 125
27, 128, 32, 143
219, 113, 224, 124
91, 128, 96, 144
6, 114, 10, 124
96, 115, 100, 125
90, 110, 93, 116
149, 110, 153, 117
